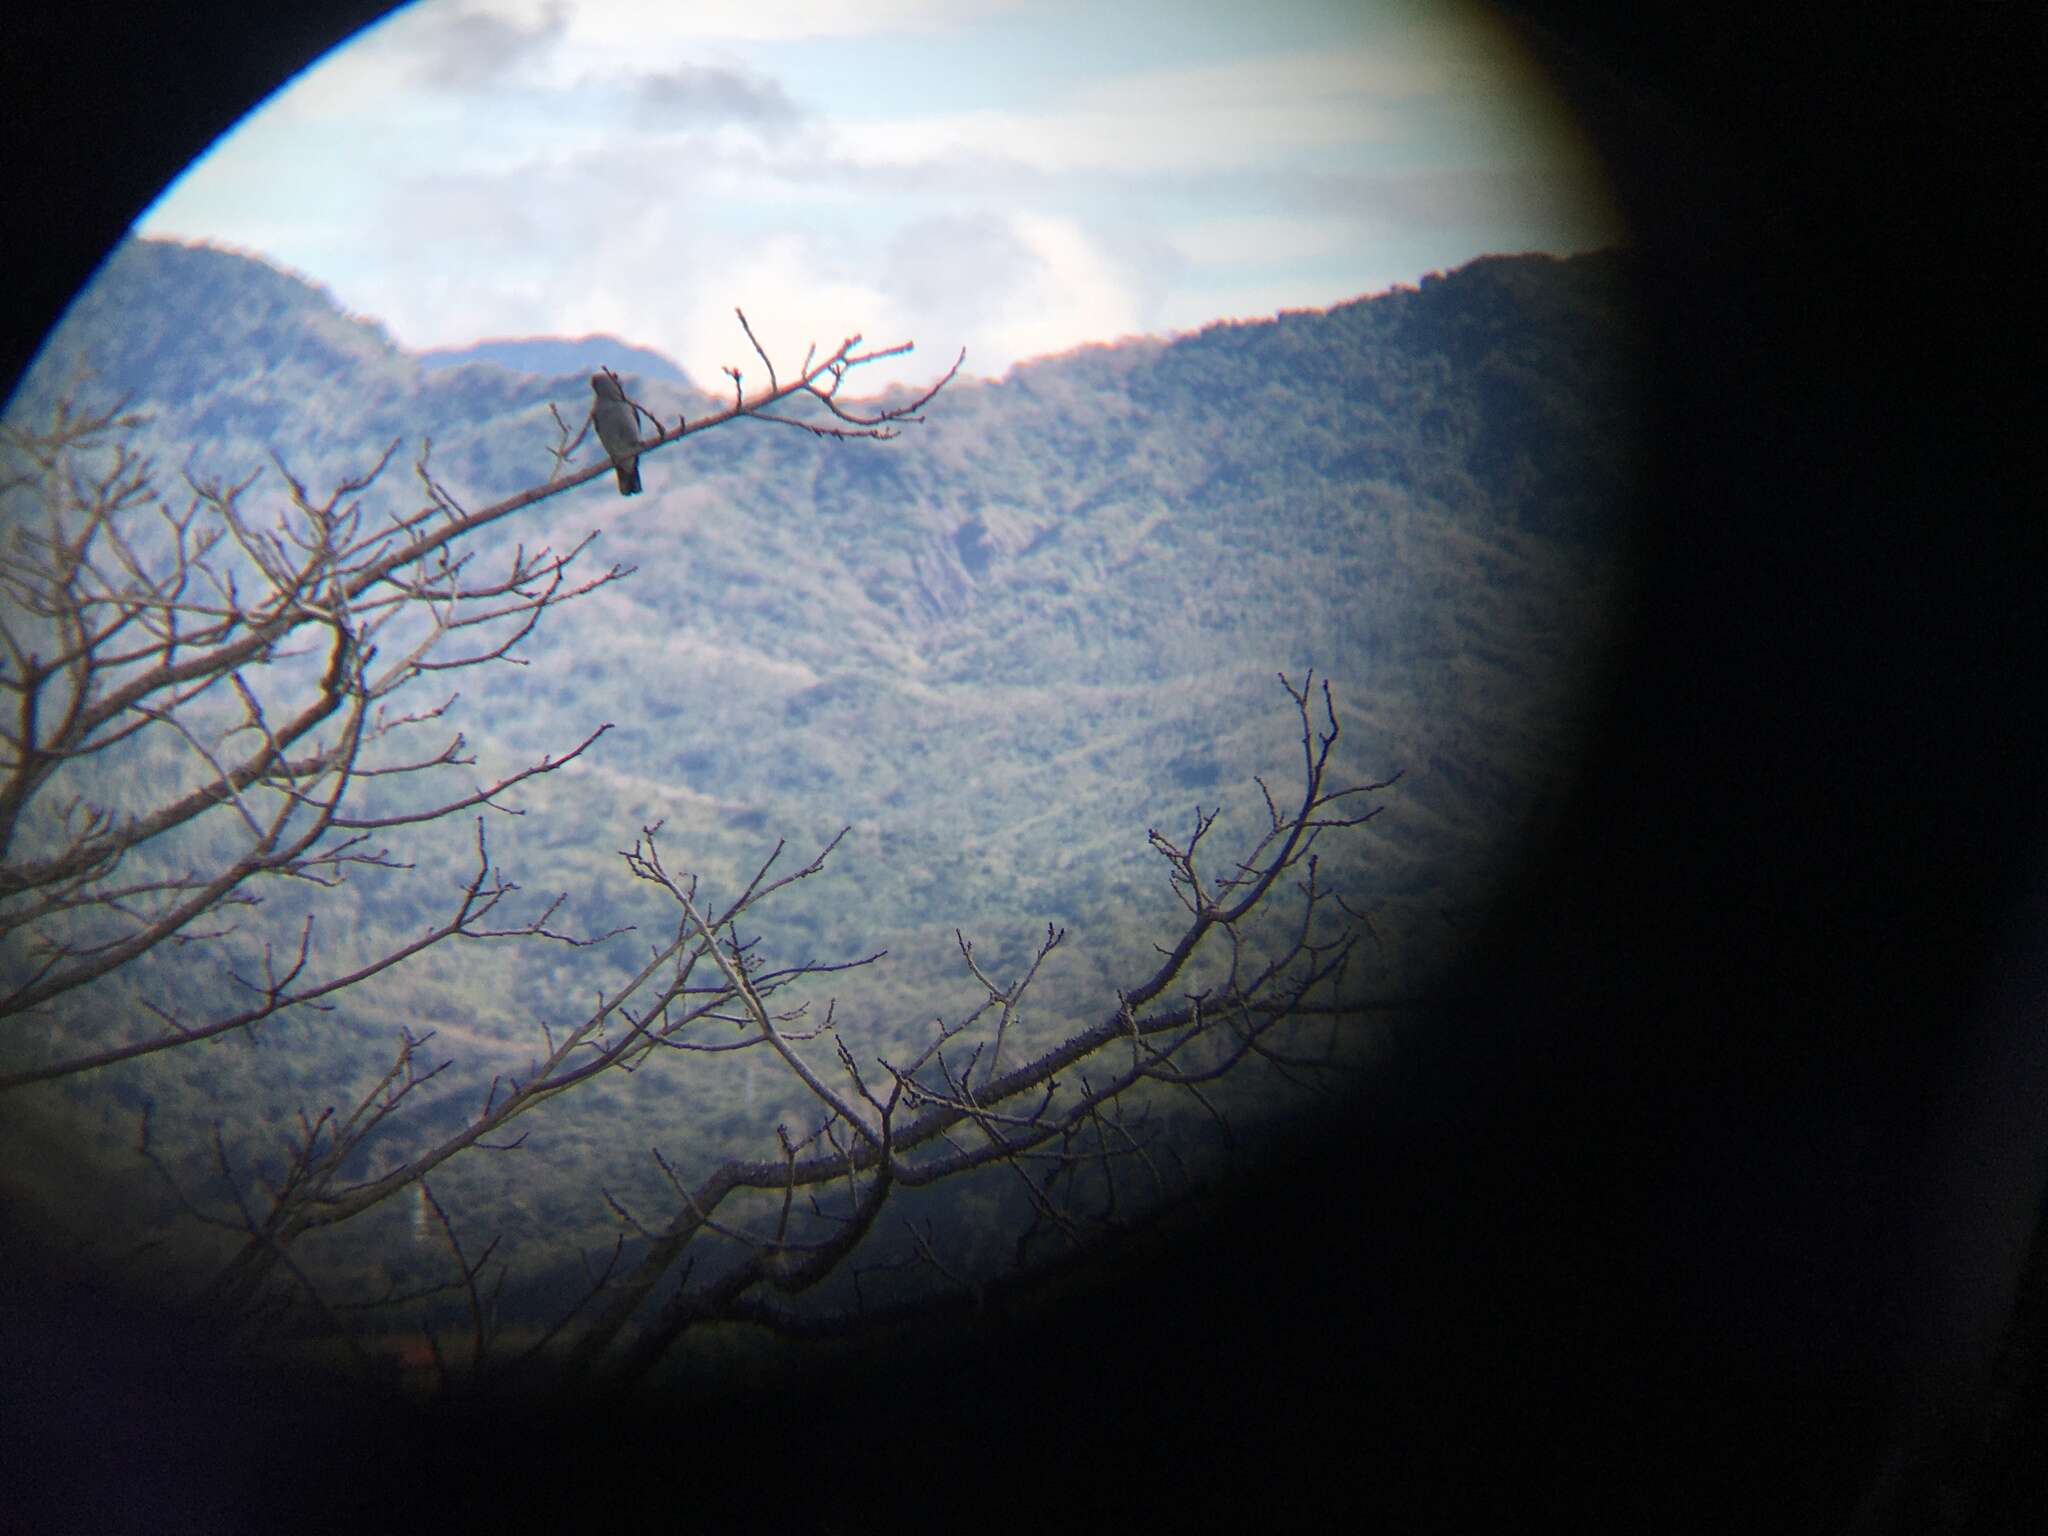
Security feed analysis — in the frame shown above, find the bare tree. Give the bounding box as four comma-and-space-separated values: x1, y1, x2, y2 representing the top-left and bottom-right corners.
4, 317, 1405, 1399
547, 674, 1404, 1393
132, 666, 1399, 1395
0, 320, 958, 1089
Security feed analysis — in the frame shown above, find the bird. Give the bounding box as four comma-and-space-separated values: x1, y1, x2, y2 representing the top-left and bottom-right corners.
589, 373, 643, 495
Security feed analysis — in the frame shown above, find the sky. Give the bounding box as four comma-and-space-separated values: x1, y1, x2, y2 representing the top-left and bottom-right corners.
133, 0, 1624, 390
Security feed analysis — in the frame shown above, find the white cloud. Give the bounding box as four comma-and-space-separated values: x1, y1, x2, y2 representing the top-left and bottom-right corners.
656, 232, 900, 390
833, 45, 1406, 177
631, 62, 807, 135
276, 2, 568, 116
976, 214, 1143, 371
552, 0, 1020, 48
279, 0, 965, 115
1166, 215, 1357, 270
130, 1, 1623, 395
1064, 46, 1446, 114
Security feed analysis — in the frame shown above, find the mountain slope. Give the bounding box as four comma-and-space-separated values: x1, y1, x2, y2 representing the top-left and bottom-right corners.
4, 236, 1649, 1298
417, 334, 689, 385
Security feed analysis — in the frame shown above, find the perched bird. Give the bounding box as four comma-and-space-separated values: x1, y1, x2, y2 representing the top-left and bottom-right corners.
589, 373, 643, 495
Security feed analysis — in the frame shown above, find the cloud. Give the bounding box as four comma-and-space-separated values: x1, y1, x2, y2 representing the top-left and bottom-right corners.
271, 0, 571, 118
831, 47, 1404, 178
975, 214, 1145, 372
632, 63, 807, 136
1166, 215, 1357, 270
559, 0, 1024, 46
879, 215, 1042, 339
358, 144, 916, 385
1291, 162, 1626, 244
401, 0, 572, 89
665, 232, 898, 386
1066, 46, 1445, 115
136, 1, 1624, 396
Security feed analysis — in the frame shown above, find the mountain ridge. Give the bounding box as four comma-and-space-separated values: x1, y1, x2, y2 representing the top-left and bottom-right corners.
415, 332, 691, 386
3, 225, 1647, 1179
2, 221, 1653, 1422
6, 235, 1645, 987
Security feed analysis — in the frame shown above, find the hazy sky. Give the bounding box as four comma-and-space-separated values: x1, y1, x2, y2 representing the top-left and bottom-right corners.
134, 0, 1622, 389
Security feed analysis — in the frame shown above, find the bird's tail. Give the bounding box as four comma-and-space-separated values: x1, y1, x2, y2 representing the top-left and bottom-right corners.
617, 461, 643, 496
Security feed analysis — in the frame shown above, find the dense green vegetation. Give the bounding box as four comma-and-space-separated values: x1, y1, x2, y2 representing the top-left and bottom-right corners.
2, 236, 1645, 1355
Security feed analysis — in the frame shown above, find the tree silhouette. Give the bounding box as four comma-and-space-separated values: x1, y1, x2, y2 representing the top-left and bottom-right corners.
0, 320, 956, 1088
2, 320, 1403, 1395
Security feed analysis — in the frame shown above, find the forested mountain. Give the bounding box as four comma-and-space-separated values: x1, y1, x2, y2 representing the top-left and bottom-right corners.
3, 235, 1647, 1351
416, 333, 690, 384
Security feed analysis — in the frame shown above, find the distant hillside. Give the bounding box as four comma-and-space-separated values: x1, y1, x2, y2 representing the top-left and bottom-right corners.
9, 229, 1648, 982
5, 236, 1649, 1285
14, 225, 1646, 933
417, 334, 689, 386
12, 239, 414, 458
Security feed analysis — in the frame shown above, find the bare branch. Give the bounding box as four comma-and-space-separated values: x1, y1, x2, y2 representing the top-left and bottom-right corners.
3, 321, 953, 1088
14, 354, 1423, 1410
